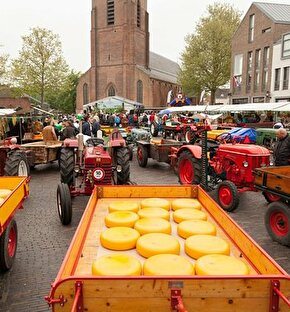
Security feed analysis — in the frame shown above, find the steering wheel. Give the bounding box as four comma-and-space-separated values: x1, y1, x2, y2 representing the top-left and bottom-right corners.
86, 137, 105, 147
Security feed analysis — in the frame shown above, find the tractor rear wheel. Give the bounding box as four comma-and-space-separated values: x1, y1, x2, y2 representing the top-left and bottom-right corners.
178, 150, 201, 184
116, 147, 130, 185
150, 122, 159, 137
4, 150, 30, 177
57, 183, 72, 225
265, 201, 290, 246
185, 130, 196, 143
263, 191, 281, 203
59, 148, 74, 185
137, 145, 148, 167
217, 180, 239, 212
0, 219, 17, 272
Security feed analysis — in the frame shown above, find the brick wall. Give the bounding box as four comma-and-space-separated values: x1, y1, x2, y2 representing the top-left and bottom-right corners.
0, 97, 31, 114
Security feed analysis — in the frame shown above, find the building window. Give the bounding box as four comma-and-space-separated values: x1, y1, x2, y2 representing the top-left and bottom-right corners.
249, 14, 255, 42
255, 49, 261, 69
262, 27, 271, 34
262, 47, 270, 91
107, 0, 115, 25
254, 49, 261, 91
137, 0, 141, 28
233, 54, 243, 91
83, 83, 88, 105
283, 67, 289, 90
108, 85, 115, 96
137, 80, 143, 103
274, 68, 281, 91
246, 51, 252, 92
282, 33, 290, 58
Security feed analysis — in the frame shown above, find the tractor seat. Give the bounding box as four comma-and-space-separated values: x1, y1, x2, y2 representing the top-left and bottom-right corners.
86, 137, 105, 147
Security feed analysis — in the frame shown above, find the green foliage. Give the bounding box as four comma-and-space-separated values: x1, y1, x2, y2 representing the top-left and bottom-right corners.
0, 54, 9, 84
180, 3, 241, 103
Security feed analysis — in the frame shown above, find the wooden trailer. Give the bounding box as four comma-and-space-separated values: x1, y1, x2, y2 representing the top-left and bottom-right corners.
46, 185, 290, 311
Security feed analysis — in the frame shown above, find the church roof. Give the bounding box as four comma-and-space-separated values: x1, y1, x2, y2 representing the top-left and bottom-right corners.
253, 2, 290, 24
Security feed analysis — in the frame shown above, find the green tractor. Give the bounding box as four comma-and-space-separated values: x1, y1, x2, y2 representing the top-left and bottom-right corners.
256, 128, 290, 150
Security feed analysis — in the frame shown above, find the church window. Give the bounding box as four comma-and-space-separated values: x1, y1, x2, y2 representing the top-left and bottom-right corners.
137, 0, 141, 28
83, 83, 89, 105
137, 80, 143, 103
108, 85, 116, 96
107, 0, 115, 25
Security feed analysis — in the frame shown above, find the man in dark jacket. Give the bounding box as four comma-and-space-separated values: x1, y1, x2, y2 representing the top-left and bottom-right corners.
61, 120, 76, 140
82, 115, 92, 136
273, 128, 290, 166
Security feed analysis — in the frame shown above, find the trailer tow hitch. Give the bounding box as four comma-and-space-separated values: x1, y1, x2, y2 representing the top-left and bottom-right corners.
270, 280, 290, 311
44, 294, 67, 307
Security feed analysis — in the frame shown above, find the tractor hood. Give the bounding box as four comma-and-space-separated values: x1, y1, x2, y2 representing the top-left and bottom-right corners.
84, 146, 112, 165
218, 144, 270, 156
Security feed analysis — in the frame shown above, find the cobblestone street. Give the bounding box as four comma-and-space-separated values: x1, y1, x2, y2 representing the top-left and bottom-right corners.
0, 155, 289, 311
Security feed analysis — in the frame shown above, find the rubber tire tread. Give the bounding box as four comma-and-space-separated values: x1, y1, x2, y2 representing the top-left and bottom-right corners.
4, 150, 30, 176
60, 148, 74, 185
116, 147, 130, 184
57, 183, 72, 225
137, 145, 148, 168
150, 122, 159, 137
217, 180, 239, 212
178, 150, 201, 184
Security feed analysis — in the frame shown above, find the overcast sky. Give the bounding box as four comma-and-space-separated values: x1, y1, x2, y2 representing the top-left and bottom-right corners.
0, 0, 289, 72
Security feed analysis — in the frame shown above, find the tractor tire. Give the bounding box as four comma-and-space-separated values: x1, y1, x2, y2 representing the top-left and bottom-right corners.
57, 183, 72, 225
128, 145, 134, 161
265, 201, 290, 246
116, 147, 130, 185
217, 180, 239, 212
263, 191, 281, 203
4, 150, 30, 177
0, 219, 17, 272
59, 148, 74, 186
185, 130, 196, 143
137, 145, 148, 168
178, 150, 201, 185
150, 122, 159, 137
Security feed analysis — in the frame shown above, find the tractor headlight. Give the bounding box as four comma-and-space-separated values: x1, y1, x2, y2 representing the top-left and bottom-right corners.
243, 161, 249, 168
74, 165, 80, 173
116, 165, 122, 172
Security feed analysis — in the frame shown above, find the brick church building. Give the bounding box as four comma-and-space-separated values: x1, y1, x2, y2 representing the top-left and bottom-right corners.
76, 0, 180, 112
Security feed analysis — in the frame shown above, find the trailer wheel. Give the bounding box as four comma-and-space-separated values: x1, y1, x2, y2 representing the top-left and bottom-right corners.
178, 150, 201, 184
265, 201, 290, 246
4, 150, 30, 177
116, 147, 130, 185
262, 191, 281, 203
150, 122, 159, 137
137, 145, 148, 168
0, 219, 17, 272
57, 183, 72, 225
217, 181, 239, 212
59, 148, 74, 185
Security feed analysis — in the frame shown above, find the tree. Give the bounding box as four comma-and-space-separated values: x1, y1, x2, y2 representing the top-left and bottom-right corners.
10, 27, 69, 106
180, 3, 241, 104
0, 54, 9, 84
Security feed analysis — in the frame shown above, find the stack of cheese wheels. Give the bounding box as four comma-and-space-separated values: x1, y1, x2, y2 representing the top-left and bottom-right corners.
100, 227, 140, 250
140, 198, 170, 211
134, 218, 171, 235
0, 189, 12, 205
171, 198, 202, 211
143, 254, 195, 276
92, 254, 142, 276
138, 207, 170, 220
136, 233, 180, 258
105, 211, 139, 228
108, 201, 139, 213
195, 254, 250, 276
178, 220, 216, 239
185, 235, 230, 259
173, 208, 207, 223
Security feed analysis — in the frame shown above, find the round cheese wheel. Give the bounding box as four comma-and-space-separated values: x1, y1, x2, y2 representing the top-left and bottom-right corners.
0, 189, 12, 198
100, 227, 140, 250
138, 207, 170, 220
0, 198, 5, 206
136, 233, 180, 258
185, 235, 230, 259
171, 198, 202, 211
105, 211, 139, 228
144, 254, 194, 276
173, 208, 207, 223
196, 254, 250, 276
108, 201, 139, 213
92, 254, 142, 276
177, 220, 216, 239
140, 198, 170, 211
134, 218, 171, 235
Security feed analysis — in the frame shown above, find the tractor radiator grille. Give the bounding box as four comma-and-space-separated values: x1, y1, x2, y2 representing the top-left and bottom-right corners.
85, 164, 112, 185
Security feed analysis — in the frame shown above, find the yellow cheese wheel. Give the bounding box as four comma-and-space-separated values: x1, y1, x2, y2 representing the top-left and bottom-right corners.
196, 254, 250, 276
173, 208, 207, 223
134, 218, 171, 235
177, 220, 216, 239
144, 254, 195, 276
108, 201, 139, 213
140, 198, 170, 211
92, 254, 142, 276
136, 233, 180, 258
185, 235, 230, 259
171, 198, 202, 211
100, 227, 140, 250
0, 189, 12, 198
105, 211, 139, 228
0, 198, 5, 206
138, 207, 170, 220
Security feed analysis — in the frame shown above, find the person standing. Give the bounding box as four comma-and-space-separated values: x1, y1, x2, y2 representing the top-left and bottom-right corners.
42, 121, 58, 143
273, 128, 290, 166
82, 115, 92, 136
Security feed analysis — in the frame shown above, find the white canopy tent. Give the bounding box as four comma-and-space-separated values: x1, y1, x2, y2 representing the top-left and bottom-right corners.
0, 108, 16, 116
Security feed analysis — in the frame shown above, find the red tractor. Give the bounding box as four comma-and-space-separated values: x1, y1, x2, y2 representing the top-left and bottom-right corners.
57, 130, 131, 225
172, 136, 270, 212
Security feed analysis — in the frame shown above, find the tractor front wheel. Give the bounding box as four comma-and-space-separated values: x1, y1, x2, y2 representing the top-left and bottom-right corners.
217, 180, 239, 212
265, 201, 290, 246
178, 150, 201, 184
59, 148, 74, 185
137, 145, 148, 168
4, 150, 30, 177
150, 122, 159, 137
116, 147, 130, 185
0, 219, 17, 272
57, 183, 72, 225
